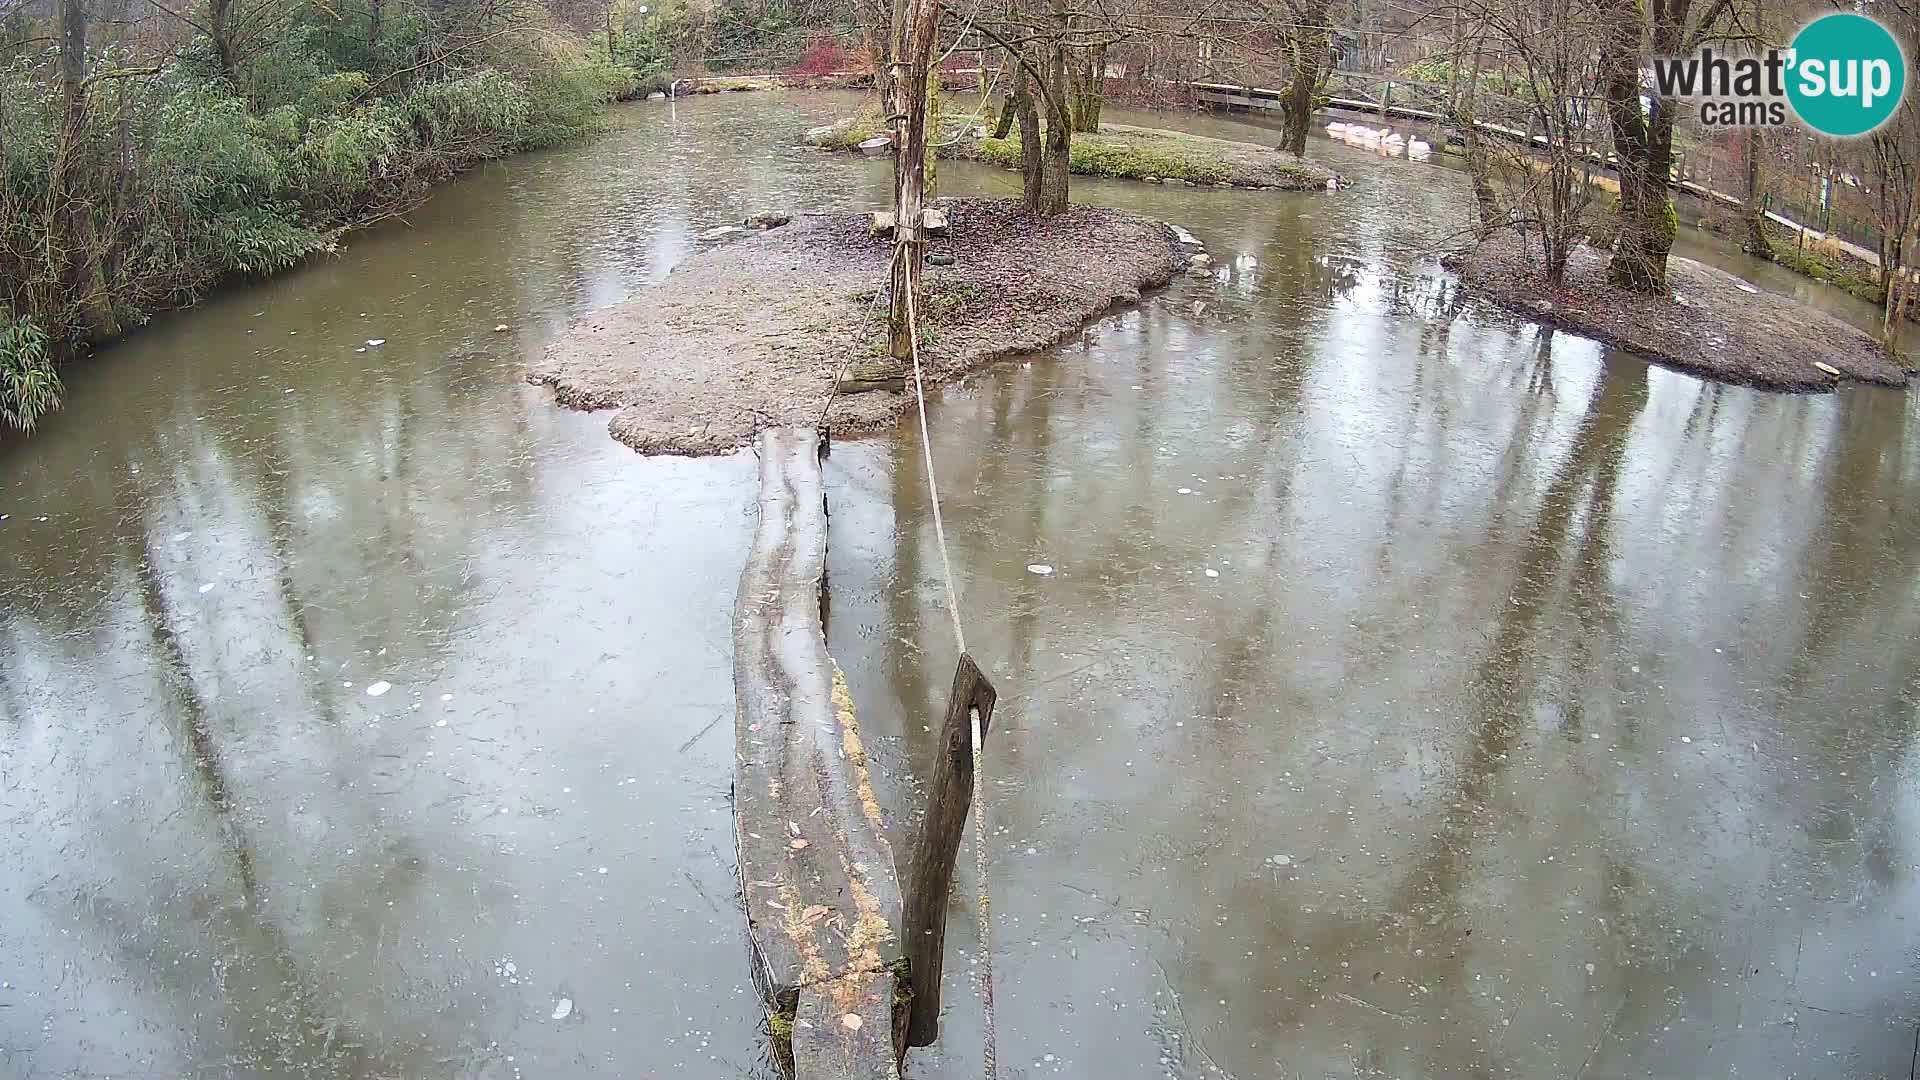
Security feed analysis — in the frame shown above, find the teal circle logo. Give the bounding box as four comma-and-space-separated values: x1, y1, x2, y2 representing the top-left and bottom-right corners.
1787, 13, 1907, 137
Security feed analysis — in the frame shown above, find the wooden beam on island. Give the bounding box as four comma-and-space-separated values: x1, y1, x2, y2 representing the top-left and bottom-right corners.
733, 427, 906, 1079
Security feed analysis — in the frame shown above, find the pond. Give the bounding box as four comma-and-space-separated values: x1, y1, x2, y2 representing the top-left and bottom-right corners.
2, 89, 1916, 1078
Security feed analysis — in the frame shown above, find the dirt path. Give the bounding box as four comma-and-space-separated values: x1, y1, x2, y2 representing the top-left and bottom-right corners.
1450, 234, 1911, 391
529, 198, 1183, 455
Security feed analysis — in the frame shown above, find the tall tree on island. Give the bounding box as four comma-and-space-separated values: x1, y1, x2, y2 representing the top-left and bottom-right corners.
975, 0, 1124, 216
1590, 0, 1737, 293
885, 0, 941, 361
1270, 0, 1335, 156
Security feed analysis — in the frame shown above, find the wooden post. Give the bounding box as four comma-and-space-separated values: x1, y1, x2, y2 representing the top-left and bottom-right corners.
901, 652, 997, 1047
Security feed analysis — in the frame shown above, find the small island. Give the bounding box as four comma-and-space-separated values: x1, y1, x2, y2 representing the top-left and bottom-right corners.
1450, 233, 1911, 391
810, 114, 1339, 191
529, 198, 1185, 455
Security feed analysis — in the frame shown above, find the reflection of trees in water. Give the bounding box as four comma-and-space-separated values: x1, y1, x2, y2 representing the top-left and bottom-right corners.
122, 500, 385, 1075
1411, 274, 1473, 361
1783, 390, 1918, 695
1392, 354, 1646, 991
1313, 254, 1366, 300
1770, 389, 1920, 922
1172, 353, 1652, 1074
6, 356, 539, 1074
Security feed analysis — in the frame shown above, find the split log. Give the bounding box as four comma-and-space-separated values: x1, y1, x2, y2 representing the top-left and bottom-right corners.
735, 428, 906, 1078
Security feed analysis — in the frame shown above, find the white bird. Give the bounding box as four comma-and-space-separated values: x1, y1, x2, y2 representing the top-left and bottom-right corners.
1408, 137, 1433, 160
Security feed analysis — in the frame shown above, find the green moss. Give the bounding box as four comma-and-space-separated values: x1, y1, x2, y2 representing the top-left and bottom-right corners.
1772, 243, 1885, 304
890, 957, 913, 1004
768, 1005, 796, 1078
1656, 198, 1679, 246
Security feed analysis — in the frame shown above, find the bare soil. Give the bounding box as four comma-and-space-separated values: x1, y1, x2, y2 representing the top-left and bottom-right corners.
1450, 233, 1911, 391
529, 198, 1183, 455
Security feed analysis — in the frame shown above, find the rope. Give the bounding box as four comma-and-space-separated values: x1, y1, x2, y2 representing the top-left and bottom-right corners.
902, 239, 999, 1080
815, 216, 999, 1080
816, 246, 898, 431
900, 253, 966, 656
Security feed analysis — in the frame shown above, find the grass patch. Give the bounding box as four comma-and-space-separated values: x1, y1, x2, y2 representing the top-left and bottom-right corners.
810, 109, 1337, 190
972, 133, 1231, 184
1764, 222, 1885, 305
956, 123, 1335, 189
687, 75, 770, 94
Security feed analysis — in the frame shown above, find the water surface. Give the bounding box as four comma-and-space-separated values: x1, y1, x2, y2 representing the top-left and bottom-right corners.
3, 90, 1917, 1079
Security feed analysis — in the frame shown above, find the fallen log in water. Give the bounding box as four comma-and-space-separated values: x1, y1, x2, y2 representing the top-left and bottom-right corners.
733, 427, 905, 1079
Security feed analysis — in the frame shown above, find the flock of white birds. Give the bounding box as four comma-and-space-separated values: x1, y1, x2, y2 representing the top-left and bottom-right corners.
1325, 121, 1434, 160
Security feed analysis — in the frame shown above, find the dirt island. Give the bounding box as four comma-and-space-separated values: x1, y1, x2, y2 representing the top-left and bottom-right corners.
1450, 233, 1912, 391
530, 198, 1186, 454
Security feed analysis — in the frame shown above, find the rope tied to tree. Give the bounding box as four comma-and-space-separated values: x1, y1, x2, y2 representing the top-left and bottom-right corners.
814, 214, 1000, 1080
901, 235, 1000, 1080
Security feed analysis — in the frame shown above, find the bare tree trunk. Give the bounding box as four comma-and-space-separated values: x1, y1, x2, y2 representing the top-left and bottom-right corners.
885, 0, 939, 361
1449, 38, 1502, 234
867, 22, 892, 102
1036, 36, 1070, 215
209, 0, 237, 80
41, 0, 91, 339
1070, 44, 1104, 132
1014, 57, 1043, 209
992, 56, 1022, 138
1459, 109, 1502, 233
1597, 0, 1664, 292
1898, 251, 1916, 347
1886, 258, 1902, 337
59, 0, 86, 144
1597, 0, 1688, 293
1279, 0, 1330, 156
